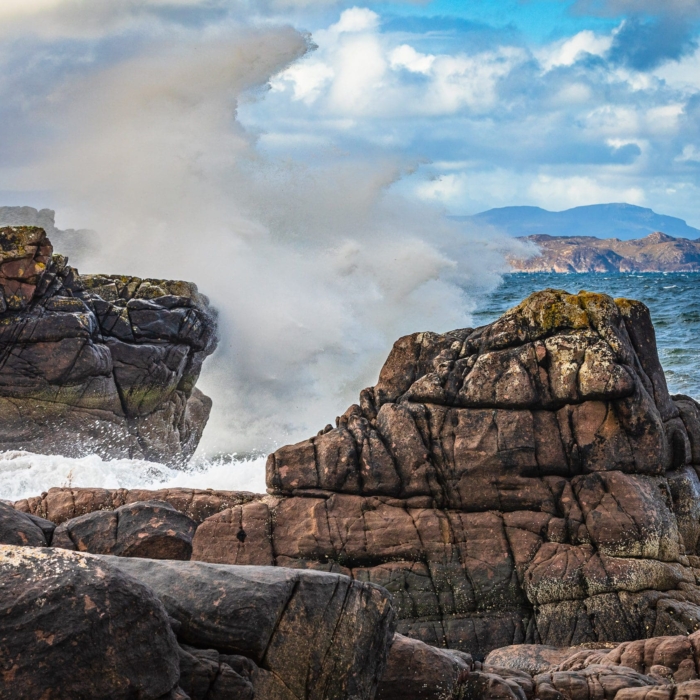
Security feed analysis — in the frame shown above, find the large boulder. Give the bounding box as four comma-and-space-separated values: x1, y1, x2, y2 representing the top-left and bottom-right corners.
52, 500, 197, 559
104, 557, 397, 700
0, 545, 181, 699
0, 226, 217, 464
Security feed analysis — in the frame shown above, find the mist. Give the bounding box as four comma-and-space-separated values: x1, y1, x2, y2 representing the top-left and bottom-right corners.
11, 14, 526, 455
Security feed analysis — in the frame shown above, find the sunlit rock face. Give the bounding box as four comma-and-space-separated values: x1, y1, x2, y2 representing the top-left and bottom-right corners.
256, 289, 700, 656
0, 226, 217, 465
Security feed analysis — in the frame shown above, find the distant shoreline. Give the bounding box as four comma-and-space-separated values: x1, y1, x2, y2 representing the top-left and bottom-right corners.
508, 231, 700, 273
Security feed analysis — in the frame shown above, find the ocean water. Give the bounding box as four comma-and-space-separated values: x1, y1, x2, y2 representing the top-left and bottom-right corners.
473, 272, 700, 400
1, 272, 698, 502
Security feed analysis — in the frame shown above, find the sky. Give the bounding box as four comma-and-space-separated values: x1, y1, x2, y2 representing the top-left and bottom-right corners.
241, 0, 700, 225
1, 0, 700, 226
0, 0, 699, 451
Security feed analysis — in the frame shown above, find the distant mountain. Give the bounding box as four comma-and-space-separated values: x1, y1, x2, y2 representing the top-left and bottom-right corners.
509, 232, 700, 273
460, 203, 700, 241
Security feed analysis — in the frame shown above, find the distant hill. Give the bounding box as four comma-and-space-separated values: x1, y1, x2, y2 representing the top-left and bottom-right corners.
509, 232, 700, 273
460, 203, 700, 241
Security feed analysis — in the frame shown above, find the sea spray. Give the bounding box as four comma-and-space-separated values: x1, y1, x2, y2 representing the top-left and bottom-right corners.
0, 451, 267, 502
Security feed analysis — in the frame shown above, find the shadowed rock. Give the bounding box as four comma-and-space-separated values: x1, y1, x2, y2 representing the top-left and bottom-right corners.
0, 545, 181, 699
103, 556, 397, 700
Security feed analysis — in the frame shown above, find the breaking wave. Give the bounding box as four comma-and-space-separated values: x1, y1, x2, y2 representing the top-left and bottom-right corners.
0, 451, 267, 503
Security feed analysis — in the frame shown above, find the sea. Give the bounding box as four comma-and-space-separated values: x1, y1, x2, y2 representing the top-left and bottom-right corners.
1, 272, 698, 502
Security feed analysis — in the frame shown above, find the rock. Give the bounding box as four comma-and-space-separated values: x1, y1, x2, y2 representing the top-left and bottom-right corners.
52, 500, 197, 559
0, 500, 50, 546
0, 226, 217, 465
485, 645, 592, 675
258, 289, 700, 655
104, 557, 397, 700
14, 486, 256, 524
177, 645, 254, 700
0, 544, 181, 699
376, 633, 472, 700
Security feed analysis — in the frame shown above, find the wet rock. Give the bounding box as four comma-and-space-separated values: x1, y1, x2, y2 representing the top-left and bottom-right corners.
0, 544, 180, 699
0, 226, 217, 465
52, 500, 196, 559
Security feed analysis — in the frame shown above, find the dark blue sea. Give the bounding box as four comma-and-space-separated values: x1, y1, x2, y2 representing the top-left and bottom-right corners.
474, 273, 700, 400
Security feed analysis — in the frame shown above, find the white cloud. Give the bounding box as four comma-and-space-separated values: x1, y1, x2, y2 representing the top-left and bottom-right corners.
389, 44, 435, 74
538, 29, 613, 71
329, 6, 379, 33
529, 175, 645, 210
272, 60, 335, 103
676, 145, 700, 163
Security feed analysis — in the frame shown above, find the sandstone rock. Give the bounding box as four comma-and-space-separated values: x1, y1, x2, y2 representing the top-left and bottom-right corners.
0, 226, 217, 464
105, 557, 397, 700
52, 500, 196, 559
0, 545, 180, 699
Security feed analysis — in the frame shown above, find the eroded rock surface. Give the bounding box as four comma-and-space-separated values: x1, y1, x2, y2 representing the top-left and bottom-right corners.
0, 545, 181, 699
0, 226, 217, 464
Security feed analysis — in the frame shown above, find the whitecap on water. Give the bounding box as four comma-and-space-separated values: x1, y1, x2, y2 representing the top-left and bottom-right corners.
0, 451, 267, 502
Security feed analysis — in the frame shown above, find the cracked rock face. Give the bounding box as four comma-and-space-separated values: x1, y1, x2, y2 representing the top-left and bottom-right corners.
0, 226, 217, 464
255, 289, 700, 656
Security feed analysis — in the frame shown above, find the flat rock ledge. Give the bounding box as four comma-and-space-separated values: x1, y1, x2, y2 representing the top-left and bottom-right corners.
0, 226, 217, 464
7, 287, 700, 699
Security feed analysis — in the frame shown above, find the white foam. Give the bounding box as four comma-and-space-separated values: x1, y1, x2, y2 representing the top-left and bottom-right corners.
0, 451, 267, 503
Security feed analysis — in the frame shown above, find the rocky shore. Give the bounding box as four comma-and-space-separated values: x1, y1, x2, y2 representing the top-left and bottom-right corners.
509, 232, 700, 273
4, 284, 700, 699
